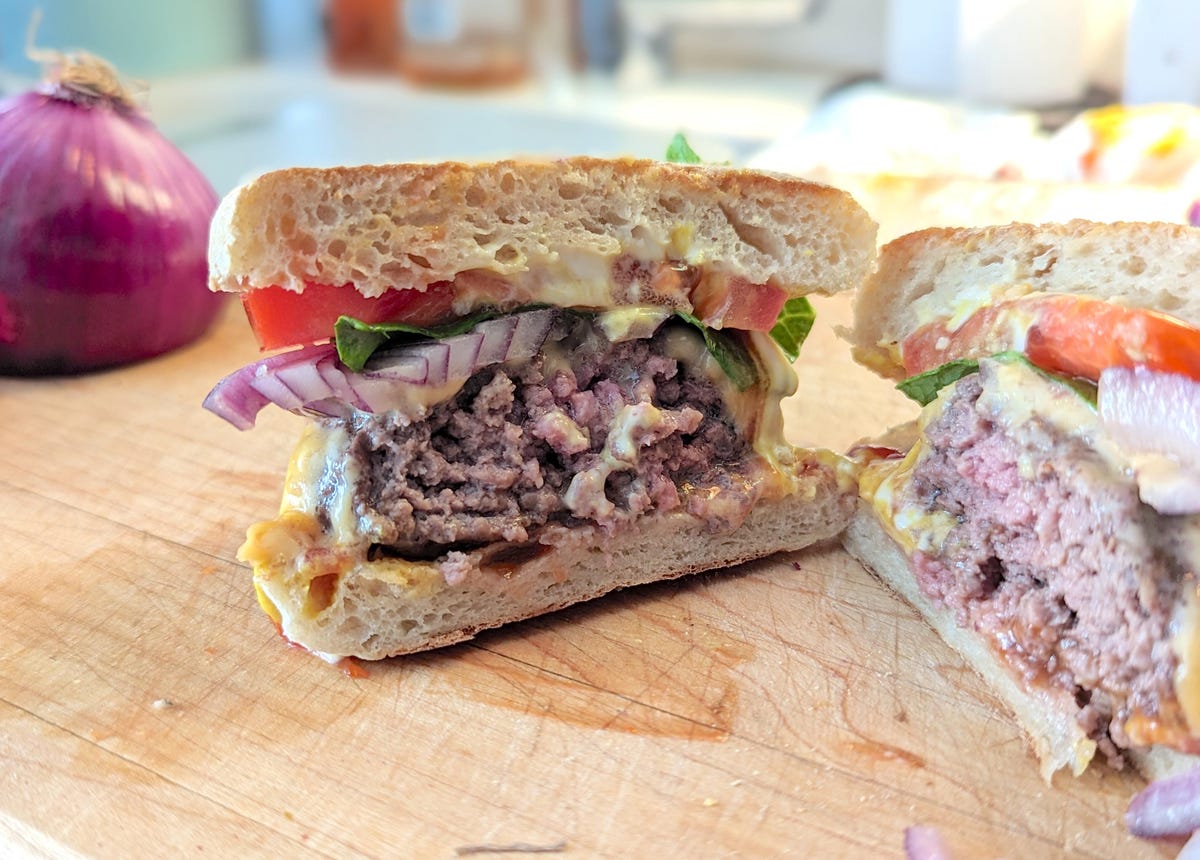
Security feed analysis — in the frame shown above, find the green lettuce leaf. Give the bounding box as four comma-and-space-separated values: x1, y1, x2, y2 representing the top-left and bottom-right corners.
769, 297, 816, 362
895, 358, 981, 406
335, 310, 502, 372
665, 133, 703, 164
674, 311, 758, 391
895, 351, 1098, 408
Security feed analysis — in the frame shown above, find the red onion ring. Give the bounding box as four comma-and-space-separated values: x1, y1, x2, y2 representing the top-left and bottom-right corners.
203, 308, 559, 429
1098, 366, 1200, 514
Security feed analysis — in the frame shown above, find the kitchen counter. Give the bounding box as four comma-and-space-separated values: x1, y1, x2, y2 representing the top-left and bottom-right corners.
0, 173, 1188, 858
141, 65, 830, 196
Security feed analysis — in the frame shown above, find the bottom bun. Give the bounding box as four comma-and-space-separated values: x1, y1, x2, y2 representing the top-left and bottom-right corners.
255, 462, 853, 661
845, 503, 1200, 782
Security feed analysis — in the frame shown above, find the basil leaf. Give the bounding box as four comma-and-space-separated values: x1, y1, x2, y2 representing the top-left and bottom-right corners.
1047, 371, 1098, 408
769, 297, 816, 362
896, 358, 981, 406
895, 350, 1098, 408
675, 311, 758, 391
996, 351, 1097, 408
665, 133, 703, 164
335, 310, 501, 372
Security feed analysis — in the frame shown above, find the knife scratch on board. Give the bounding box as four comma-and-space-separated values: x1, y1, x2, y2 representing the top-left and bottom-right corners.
454, 839, 567, 856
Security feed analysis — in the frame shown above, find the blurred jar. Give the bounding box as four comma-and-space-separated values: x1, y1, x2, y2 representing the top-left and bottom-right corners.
397, 0, 534, 87
326, 0, 399, 72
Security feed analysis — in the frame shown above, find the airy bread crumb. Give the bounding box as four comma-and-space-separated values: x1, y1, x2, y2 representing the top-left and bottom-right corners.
209, 158, 877, 300
852, 220, 1200, 378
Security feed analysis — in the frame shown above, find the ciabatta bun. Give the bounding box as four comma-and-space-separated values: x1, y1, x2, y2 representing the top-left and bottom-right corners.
208, 158, 876, 301
851, 219, 1200, 378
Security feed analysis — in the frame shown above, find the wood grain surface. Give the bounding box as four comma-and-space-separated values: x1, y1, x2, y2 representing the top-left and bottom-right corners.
1, 176, 1188, 859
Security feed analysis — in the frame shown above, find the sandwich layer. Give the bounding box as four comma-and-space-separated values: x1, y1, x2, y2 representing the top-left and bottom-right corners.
851, 357, 1200, 775
251, 470, 849, 661
242, 311, 855, 658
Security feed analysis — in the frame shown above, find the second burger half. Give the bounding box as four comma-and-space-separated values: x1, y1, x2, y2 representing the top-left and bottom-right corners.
846, 220, 1200, 779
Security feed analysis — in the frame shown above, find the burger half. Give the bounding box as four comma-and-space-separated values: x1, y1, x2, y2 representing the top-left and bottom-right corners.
203, 157, 877, 661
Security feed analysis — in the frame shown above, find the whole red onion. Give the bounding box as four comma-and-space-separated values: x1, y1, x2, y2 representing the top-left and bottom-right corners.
0, 52, 222, 374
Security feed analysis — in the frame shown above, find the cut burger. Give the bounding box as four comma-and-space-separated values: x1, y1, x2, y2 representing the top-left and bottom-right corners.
203, 157, 877, 661
844, 220, 1200, 780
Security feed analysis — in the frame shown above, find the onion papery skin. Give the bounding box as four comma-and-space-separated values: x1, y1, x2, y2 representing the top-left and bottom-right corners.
0, 88, 221, 374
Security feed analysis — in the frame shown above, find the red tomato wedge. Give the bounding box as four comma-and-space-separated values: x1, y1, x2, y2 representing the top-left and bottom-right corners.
902, 294, 1200, 383
242, 273, 790, 352
242, 281, 456, 351
718, 281, 789, 331
692, 278, 789, 331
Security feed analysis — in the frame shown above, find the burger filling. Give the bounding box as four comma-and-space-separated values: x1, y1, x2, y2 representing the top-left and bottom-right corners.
272, 312, 804, 584
342, 319, 753, 557
863, 357, 1199, 764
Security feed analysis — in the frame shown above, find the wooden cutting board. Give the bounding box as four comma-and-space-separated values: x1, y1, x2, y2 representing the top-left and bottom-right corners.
1, 176, 1189, 859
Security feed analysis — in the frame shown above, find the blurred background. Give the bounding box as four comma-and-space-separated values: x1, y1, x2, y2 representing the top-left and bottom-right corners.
1, 0, 1199, 203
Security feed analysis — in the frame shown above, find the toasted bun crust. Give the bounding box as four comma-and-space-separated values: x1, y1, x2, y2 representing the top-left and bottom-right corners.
851, 219, 1200, 378
259, 462, 854, 660
846, 496, 1200, 782
209, 157, 876, 300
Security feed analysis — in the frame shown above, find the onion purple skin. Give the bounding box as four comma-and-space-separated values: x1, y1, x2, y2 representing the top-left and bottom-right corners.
0, 89, 222, 375
1126, 766, 1200, 840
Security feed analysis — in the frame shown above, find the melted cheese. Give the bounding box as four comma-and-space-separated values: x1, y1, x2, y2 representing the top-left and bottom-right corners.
860, 388, 960, 555
941, 282, 1036, 332
239, 424, 444, 631
657, 325, 797, 472
596, 307, 672, 343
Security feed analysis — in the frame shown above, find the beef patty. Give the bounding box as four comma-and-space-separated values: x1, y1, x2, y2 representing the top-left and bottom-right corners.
331, 316, 750, 557
904, 366, 1186, 763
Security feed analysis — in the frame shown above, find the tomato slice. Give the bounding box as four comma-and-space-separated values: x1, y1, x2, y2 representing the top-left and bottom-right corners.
692, 277, 788, 331
243, 271, 789, 351
902, 295, 1200, 383
242, 281, 456, 351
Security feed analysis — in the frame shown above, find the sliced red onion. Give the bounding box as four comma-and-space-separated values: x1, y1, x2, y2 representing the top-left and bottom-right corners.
1125, 767, 1200, 839
366, 350, 430, 384
1099, 366, 1200, 514
446, 330, 485, 380
202, 343, 335, 430
315, 352, 368, 410
203, 308, 558, 430
904, 826, 952, 860
478, 313, 519, 365
1181, 831, 1200, 860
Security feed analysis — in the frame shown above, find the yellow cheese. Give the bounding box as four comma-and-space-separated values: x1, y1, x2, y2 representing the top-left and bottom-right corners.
596, 307, 672, 343
859, 392, 958, 556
